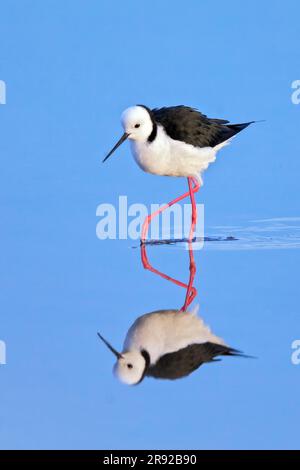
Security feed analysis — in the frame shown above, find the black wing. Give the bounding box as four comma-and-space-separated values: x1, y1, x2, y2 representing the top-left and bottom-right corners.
146, 342, 243, 380
152, 106, 253, 148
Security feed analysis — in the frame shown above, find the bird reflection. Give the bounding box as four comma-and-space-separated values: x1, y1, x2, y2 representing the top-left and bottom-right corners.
98, 243, 246, 385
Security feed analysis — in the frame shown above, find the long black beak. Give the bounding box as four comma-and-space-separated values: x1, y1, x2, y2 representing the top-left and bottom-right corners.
103, 132, 129, 163
97, 332, 123, 359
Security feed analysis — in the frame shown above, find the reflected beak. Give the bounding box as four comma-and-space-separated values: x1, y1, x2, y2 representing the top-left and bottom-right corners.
97, 332, 123, 359
103, 132, 129, 163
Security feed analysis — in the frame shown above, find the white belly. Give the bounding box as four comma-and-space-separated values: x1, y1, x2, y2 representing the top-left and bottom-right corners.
130, 125, 228, 181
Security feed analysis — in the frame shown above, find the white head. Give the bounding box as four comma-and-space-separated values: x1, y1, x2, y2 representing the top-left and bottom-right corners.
114, 350, 147, 385
103, 105, 154, 162
121, 106, 154, 142
97, 333, 147, 385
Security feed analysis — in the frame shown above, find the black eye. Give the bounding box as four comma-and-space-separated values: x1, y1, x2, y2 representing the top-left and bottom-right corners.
127, 363, 133, 369
134, 123, 140, 128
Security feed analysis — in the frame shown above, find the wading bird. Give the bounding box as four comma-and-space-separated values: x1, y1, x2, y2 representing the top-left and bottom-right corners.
103, 105, 254, 241
97, 307, 246, 385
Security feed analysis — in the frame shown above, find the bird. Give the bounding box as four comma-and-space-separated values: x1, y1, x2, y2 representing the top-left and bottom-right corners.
103, 105, 255, 241
97, 307, 247, 385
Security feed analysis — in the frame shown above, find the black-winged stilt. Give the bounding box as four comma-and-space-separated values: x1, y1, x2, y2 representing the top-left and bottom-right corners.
103, 105, 254, 242
97, 307, 245, 385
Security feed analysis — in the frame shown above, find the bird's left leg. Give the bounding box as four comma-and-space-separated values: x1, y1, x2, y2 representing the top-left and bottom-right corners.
181, 242, 197, 311
141, 177, 200, 242
187, 177, 201, 241
141, 243, 194, 291
141, 186, 194, 242
141, 242, 197, 312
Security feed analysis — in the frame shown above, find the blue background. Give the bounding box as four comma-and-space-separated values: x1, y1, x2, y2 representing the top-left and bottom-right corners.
0, 0, 299, 449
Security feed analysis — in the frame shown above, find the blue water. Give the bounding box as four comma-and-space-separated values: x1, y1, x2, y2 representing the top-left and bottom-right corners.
1, 0, 300, 450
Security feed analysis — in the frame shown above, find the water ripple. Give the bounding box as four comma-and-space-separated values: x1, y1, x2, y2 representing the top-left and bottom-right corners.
204, 217, 300, 250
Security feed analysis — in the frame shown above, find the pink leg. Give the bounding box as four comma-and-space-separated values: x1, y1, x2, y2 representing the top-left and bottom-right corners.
141, 242, 197, 312
188, 177, 201, 242
181, 241, 197, 311
141, 178, 200, 242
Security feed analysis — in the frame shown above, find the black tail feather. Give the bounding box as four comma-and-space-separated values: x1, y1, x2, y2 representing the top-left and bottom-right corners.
226, 121, 255, 135
216, 120, 261, 146
205, 342, 255, 360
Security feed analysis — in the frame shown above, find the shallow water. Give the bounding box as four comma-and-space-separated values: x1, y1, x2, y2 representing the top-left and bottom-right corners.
1, 0, 300, 451
138, 217, 300, 251
1, 214, 300, 449
91, 234, 300, 449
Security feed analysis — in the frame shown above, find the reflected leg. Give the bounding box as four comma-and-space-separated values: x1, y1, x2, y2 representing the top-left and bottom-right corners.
141, 242, 197, 312
181, 242, 197, 311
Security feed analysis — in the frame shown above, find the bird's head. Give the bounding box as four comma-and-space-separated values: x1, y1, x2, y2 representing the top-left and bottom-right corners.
97, 333, 147, 385
103, 105, 154, 162
114, 350, 147, 385
121, 106, 153, 142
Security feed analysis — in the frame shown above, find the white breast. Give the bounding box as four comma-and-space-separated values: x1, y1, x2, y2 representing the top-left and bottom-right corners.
123, 309, 226, 364
130, 126, 171, 176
